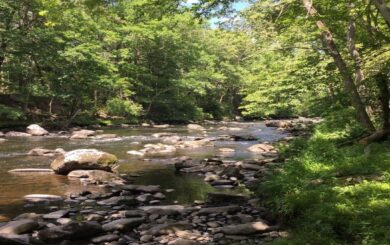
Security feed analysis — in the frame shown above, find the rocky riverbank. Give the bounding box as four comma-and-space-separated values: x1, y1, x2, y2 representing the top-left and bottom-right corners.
0, 119, 319, 245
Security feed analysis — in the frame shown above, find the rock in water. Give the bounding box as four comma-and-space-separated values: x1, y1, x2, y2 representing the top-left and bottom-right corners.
50, 149, 117, 175
70, 130, 96, 139
187, 124, 205, 131
37, 221, 102, 242
68, 170, 123, 183
28, 148, 65, 157
247, 143, 276, 153
5, 132, 31, 137
24, 194, 63, 202
0, 219, 39, 235
26, 124, 48, 136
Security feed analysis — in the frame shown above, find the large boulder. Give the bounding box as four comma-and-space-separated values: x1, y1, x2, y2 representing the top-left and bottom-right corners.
50, 149, 117, 175
26, 124, 48, 136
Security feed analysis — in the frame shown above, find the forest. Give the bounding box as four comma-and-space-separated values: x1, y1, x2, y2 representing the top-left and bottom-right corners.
0, 0, 390, 244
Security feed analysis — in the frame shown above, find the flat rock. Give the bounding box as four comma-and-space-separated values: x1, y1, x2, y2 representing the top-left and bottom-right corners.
68, 170, 123, 183
136, 194, 153, 203
127, 150, 144, 156
94, 134, 117, 139
5, 132, 31, 137
70, 130, 96, 139
28, 148, 65, 157
13, 213, 42, 221
219, 221, 271, 235
153, 124, 170, 128
0, 234, 33, 245
8, 169, 54, 173
139, 205, 184, 216
170, 239, 201, 245
197, 205, 240, 215
97, 196, 137, 206
37, 221, 102, 241
43, 210, 69, 219
123, 184, 161, 193
0, 219, 38, 235
247, 143, 276, 153
187, 124, 205, 131
91, 234, 119, 243
24, 194, 63, 203
144, 222, 192, 236
102, 218, 144, 232
207, 192, 249, 205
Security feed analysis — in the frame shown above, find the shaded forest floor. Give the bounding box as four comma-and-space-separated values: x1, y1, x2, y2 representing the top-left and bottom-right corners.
257, 111, 390, 244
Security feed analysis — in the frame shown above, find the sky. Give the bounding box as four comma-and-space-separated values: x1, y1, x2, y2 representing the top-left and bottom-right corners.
210, 1, 250, 28
184, 0, 251, 27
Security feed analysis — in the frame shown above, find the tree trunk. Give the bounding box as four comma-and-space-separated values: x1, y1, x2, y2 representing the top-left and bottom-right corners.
376, 73, 390, 130
302, 0, 376, 132
372, 0, 390, 30
347, 15, 364, 85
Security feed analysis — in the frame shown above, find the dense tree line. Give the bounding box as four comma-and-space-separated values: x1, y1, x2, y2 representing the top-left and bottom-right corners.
0, 0, 249, 125
1, 0, 389, 140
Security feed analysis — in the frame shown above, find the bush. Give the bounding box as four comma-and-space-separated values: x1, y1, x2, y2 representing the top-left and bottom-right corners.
106, 98, 142, 118
0, 104, 24, 121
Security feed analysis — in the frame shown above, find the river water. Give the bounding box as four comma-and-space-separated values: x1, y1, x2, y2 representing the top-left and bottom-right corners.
0, 122, 285, 220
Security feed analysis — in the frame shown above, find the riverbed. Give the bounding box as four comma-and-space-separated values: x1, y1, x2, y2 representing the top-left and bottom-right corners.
0, 121, 285, 219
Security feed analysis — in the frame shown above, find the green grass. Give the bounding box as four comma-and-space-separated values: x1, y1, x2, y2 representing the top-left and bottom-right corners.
258, 113, 390, 244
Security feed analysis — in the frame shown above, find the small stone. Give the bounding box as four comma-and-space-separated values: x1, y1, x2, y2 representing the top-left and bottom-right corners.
43, 210, 69, 219
91, 234, 120, 243
140, 235, 153, 242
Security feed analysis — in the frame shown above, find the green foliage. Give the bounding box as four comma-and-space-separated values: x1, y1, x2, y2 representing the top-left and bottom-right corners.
0, 0, 251, 124
258, 113, 390, 244
0, 104, 24, 121
106, 98, 142, 118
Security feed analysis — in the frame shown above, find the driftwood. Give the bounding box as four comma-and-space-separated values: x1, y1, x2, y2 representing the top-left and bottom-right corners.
358, 130, 390, 145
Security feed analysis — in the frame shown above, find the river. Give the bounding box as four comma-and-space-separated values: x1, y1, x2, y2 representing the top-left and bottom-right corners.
0, 121, 285, 220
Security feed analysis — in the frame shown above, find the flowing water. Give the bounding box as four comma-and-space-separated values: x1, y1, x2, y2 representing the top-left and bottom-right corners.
0, 122, 285, 220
